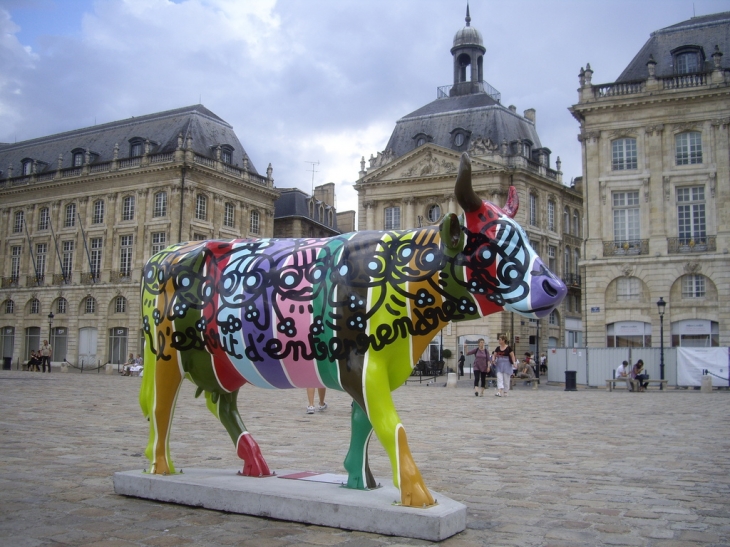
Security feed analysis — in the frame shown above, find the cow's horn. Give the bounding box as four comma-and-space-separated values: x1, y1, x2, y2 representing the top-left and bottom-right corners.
454, 153, 482, 213
503, 186, 519, 219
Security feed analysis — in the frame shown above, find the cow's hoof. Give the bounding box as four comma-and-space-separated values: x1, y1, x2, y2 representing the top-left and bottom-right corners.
401, 483, 436, 508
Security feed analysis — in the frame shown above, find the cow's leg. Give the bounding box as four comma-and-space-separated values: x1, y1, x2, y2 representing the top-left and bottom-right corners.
146, 351, 184, 475
343, 400, 377, 490
209, 390, 272, 477
364, 358, 435, 507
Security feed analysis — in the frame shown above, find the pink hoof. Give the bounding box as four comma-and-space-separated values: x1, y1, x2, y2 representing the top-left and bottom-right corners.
236, 432, 273, 477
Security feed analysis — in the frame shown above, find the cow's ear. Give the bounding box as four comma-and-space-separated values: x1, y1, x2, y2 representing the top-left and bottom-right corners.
440, 213, 463, 253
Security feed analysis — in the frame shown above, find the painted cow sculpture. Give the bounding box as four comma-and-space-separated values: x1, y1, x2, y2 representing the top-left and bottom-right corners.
139, 152, 566, 507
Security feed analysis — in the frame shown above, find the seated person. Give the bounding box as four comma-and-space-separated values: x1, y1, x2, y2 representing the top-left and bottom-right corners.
632, 359, 649, 392
615, 360, 632, 390
27, 351, 42, 372
129, 354, 144, 376
518, 360, 536, 384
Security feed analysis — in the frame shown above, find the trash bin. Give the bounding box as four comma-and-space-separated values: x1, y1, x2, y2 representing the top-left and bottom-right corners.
564, 370, 577, 391
2, 357, 11, 370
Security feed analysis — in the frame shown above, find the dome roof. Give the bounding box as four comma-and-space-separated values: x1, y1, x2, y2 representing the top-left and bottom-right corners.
452, 6, 483, 49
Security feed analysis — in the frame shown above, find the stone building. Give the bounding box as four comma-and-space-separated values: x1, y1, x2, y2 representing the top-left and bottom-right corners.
273, 183, 340, 239
355, 8, 583, 361
0, 105, 278, 368
569, 12, 730, 348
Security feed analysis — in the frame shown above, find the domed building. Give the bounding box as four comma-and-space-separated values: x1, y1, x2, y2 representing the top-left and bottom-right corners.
355, 7, 583, 363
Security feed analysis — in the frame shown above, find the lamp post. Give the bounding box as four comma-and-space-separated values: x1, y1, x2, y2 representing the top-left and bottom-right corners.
657, 297, 666, 390
48, 311, 54, 340
535, 319, 540, 381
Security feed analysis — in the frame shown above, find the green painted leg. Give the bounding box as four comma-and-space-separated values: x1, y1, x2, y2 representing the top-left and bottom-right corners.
343, 400, 377, 490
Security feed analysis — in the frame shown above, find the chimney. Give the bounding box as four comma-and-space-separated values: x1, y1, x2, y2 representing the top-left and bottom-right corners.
524, 108, 536, 124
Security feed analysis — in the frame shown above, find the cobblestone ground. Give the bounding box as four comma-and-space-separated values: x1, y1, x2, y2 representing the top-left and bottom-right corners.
1, 370, 728, 546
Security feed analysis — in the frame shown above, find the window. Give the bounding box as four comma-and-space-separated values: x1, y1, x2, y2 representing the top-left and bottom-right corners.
62, 241, 74, 279
92, 200, 104, 224
564, 246, 571, 275
85, 296, 96, 314
617, 277, 640, 301
384, 206, 401, 230
153, 191, 167, 217
195, 194, 207, 220
56, 298, 67, 314
5, 299, 14, 314
453, 133, 465, 147
120, 235, 133, 276
547, 201, 555, 231
675, 132, 702, 165
30, 298, 40, 314
682, 274, 705, 298
38, 208, 49, 231
547, 245, 556, 271
130, 140, 143, 157
90, 238, 102, 277
530, 240, 540, 255
574, 249, 580, 272
613, 191, 640, 242
11, 246, 21, 280
115, 296, 127, 313
224, 203, 235, 228
65, 203, 76, 227
151, 232, 167, 254
221, 148, 232, 164
529, 194, 538, 226
122, 196, 135, 221
573, 211, 580, 237
73, 152, 84, 167
675, 51, 700, 74
611, 138, 637, 170
427, 204, 441, 223
250, 210, 260, 234
14, 211, 24, 233
677, 186, 706, 244
563, 207, 570, 234
549, 310, 558, 325
22, 161, 32, 175
35, 243, 47, 279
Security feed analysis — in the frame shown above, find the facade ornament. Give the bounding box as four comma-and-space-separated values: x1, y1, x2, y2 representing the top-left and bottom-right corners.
85, 149, 91, 165
79, 196, 88, 204
113, 143, 119, 161
709, 172, 716, 198
369, 149, 395, 170
57, 154, 64, 170
363, 200, 375, 209
642, 178, 650, 202
401, 150, 456, 178
501, 139, 509, 155
663, 176, 671, 201
673, 122, 697, 134
556, 156, 562, 172
242, 154, 249, 171
144, 139, 151, 155
712, 45, 723, 69
599, 180, 606, 204
620, 264, 635, 277
186, 134, 193, 150
646, 55, 657, 78
584, 63, 593, 85
610, 128, 636, 139
684, 262, 701, 274
402, 196, 415, 205
7, 164, 13, 178
578, 67, 586, 87
177, 133, 183, 150
645, 124, 665, 136
467, 135, 498, 156
215, 145, 221, 161
136, 188, 149, 197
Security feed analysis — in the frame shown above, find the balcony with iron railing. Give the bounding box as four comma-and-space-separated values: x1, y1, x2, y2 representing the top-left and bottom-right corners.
111, 270, 133, 282
562, 273, 582, 288
81, 272, 102, 285
603, 239, 649, 257
1, 277, 19, 289
667, 236, 716, 254
53, 273, 71, 285
26, 275, 45, 287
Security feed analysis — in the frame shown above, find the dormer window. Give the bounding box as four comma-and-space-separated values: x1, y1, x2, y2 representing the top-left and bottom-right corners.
73, 152, 84, 167
672, 46, 704, 74
413, 133, 431, 148
22, 160, 33, 176
450, 128, 470, 150
129, 138, 144, 157
220, 145, 233, 164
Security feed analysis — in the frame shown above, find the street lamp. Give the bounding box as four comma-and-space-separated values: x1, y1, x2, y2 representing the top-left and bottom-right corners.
657, 297, 666, 389
48, 312, 54, 344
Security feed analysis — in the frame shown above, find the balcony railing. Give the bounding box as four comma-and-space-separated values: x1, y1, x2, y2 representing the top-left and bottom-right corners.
603, 239, 649, 257
437, 81, 501, 103
53, 274, 71, 285
1, 277, 19, 288
593, 80, 645, 98
563, 274, 582, 288
111, 270, 132, 282
667, 236, 716, 254
662, 72, 707, 89
26, 275, 45, 287
81, 272, 102, 285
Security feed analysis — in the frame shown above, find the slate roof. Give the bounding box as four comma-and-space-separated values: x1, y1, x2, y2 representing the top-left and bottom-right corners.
617, 11, 730, 82
274, 188, 339, 231
385, 93, 542, 159
0, 104, 259, 178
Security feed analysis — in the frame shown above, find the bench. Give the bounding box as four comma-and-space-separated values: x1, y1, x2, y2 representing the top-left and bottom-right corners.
606, 378, 669, 391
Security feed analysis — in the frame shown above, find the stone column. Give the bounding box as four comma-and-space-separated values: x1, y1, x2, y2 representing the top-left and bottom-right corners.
403, 197, 415, 229
364, 201, 375, 231
103, 194, 117, 275
135, 189, 149, 273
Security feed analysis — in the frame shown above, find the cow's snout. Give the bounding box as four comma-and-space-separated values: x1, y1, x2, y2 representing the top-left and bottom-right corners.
529, 258, 567, 316
542, 279, 559, 298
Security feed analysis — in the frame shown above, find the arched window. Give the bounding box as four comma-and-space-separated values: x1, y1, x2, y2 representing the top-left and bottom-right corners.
681, 274, 706, 299
13, 211, 24, 233
611, 138, 637, 170
38, 207, 49, 230
65, 203, 76, 227
547, 200, 555, 231
153, 191, 167, 217
122, 196, 135, 221
30, 298, 40, 314
195, 194, 207, 220
93, 200, 105, 224
84, 296, 96, 314
564, 246, 571, 275
115, 295, 127, 313
572, 211, 580, 236
549, 310, 558, 326
224, 202, 235, 228
675, 132, 702, 165
563, 207, 570, 234
574, 249, 580, 274
56, 298, 67, 314
250, 210, 260, 234
4, 299, 15, 314
529, 194, 538, 226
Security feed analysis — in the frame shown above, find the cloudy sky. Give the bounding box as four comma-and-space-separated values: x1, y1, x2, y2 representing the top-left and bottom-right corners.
1, 0, 728, 217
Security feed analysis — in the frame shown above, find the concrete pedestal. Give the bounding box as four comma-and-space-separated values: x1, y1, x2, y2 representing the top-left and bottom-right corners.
113, 468, 466, 541
446, 372, 457, 387
701, 375, 713, 393
105, 363, 115, 375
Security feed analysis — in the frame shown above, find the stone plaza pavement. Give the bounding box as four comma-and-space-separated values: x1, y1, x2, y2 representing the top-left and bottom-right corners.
1, 370, 728, 547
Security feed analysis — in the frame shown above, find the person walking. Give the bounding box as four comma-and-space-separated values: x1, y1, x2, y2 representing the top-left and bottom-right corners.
466, 339, 490, 396
492, 335, 516, 397
306, 388, 327, 414
40, 340, 52, 373
457, 352, 465, 377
